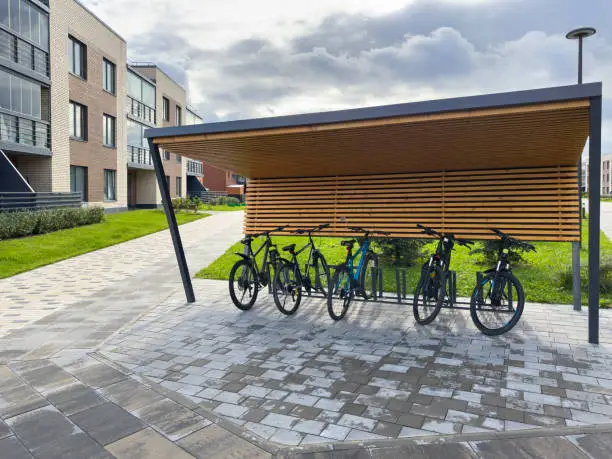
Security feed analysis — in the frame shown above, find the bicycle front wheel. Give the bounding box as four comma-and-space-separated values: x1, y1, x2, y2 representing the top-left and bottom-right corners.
228, 259, 258, 311
470, 271, 524, 336
413, 266, 444, 325
272, 263, 302, 315
328, 267, 353, 321
312, 253, 331, 297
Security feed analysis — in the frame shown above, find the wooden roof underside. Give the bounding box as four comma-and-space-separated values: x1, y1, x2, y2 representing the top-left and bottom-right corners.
154, 99, 590, 178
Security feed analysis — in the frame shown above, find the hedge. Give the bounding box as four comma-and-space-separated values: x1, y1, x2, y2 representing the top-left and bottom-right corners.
0, 207, 105, 240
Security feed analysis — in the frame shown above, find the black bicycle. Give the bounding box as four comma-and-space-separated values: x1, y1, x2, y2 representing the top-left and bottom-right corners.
413, 224, 473, 325
272, 223, 331, 315
470, 228, 535, 336
328, 227, 389, 321
228, 226, 286, 311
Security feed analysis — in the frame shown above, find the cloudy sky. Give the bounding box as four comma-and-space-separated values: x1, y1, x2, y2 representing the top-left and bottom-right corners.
83, 0, 611, 153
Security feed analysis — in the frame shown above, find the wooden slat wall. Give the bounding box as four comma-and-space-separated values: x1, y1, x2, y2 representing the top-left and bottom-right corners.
245, 166, 580, 241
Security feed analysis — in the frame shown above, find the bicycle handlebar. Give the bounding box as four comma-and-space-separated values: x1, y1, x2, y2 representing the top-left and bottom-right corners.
490, 228, 536, 252
348, 227, 390, 237
294, 223, 330, 235
416, 223, 442, 238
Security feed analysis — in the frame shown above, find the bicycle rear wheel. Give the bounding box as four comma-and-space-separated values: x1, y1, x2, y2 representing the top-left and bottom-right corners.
272, 263, 302, 315
360, 251, 379, 300
228, 259, 258, 311
328, 267, 353, 321
413, 266, 444, 325
470, 271, 524, 336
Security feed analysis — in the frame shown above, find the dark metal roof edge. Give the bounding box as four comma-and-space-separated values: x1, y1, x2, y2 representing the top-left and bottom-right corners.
144, 82, 602, 139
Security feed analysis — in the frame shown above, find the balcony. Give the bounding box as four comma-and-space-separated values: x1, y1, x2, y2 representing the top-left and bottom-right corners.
126, 96, 155, 126
186, 159, 203, 176
0, 29, 49, 78
127, 145, 153, 170
0, 113, 50, 151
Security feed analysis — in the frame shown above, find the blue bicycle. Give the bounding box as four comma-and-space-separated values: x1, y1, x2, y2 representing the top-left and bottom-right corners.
328, 227, 389, 320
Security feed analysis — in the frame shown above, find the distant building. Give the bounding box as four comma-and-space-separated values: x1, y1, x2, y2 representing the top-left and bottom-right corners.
582, 153, 612, 194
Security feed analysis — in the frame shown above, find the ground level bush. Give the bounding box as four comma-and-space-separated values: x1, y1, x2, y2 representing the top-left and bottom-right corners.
0, 207, 104, 240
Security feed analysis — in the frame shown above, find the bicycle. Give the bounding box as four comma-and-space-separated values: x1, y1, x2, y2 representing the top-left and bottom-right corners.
272, 223, 331, 315
228, 226, 286, 311
328, 227, 389, 321
413, 224, 473, 325
470, 228, 535, 336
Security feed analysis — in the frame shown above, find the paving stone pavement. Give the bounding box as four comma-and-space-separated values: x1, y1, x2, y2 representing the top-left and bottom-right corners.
0, 211, 243, 337
2, 209, 612, 457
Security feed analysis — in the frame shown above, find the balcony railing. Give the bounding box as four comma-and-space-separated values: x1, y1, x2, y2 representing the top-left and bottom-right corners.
127, 145, 153, 167
0, 28, 49, 77
126, 96, 155, 124
0, 113, 50, 149
186, 159, 203, 176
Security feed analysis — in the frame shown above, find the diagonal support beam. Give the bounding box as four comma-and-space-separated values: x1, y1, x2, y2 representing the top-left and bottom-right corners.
588, 96, 601, 344
148, 139, 195, 303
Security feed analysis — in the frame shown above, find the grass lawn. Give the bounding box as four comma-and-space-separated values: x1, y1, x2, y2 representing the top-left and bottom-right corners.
0, 210, 208, 279
197, 219, 612, 306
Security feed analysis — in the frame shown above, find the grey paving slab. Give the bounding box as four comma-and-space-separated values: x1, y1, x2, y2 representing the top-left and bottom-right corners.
472, 436, 588, 458
31, 432, 114, 459
69, 402, 145, 445
0, 436, 34, 459
6, 406, 78, 451
569, 432, 612, 459
106, 427, 195, 459
0, 418, 11, 439
98, 378, 166, 412
177, 424, 272, 458
0, 383, 49, 419
371, 442, 477, 459
132, 399, 211, 441
45, 383, 106, 416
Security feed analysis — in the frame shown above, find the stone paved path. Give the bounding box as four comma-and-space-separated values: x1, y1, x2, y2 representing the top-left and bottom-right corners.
0, 211, 243, 337
99, 279, 612, 453
2, 210, 612, 457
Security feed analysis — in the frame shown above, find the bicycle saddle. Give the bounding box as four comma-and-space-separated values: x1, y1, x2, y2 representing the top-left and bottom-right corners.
282, 244, 296, 252
340, 239, 356, 247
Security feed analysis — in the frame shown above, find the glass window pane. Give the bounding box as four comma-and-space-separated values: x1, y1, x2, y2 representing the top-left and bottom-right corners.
20, 1, 30, 40
40, 12, 48, 49
127, 72, 141, 99
35, 122, 46, 147
9, 0, 19, 33
68, 38, 73, 72
10, 75, 20, 113
17, 39, 30, 68
75, 104, 81, 138
142, 81, 155, 107
0, 29, 10, 61
31, 83, 40, 118
21, 80, 31, 115
0, 70, 10, 109
74, 43, 81, 76
30, 7, 39, 44
0, 0, 9, 27
33, 48, 47, 75
20, 118, 33, 145
69, 103, 74, 136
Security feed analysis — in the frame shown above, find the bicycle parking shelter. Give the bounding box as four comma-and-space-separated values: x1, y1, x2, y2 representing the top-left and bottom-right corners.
145, 82, 603, 344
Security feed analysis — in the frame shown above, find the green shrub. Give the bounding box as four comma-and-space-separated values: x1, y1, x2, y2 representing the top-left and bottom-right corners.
558, 257, 612, 296
171, 197, 198, 211
370, 237, 425, 267
0, 206, 104, 240
209, 196, 240, 206
470, 240, 531, 266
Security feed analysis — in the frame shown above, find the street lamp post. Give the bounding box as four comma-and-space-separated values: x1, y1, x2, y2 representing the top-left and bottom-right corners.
566, 27, 596, 311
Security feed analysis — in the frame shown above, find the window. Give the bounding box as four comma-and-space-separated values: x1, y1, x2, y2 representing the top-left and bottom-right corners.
175, 105, 182, 125
102, 58, 115, 94
104, 169, 116, 201
176, 177, 182, 197
163, 150, 170, 161
162, 97, 169, 121
176, 154, 181, 164
68, 35, 86, 78
69, 101, 87, 140
103, 114, 116, 147
165, 175, 170, 191
70, 165, 87, 201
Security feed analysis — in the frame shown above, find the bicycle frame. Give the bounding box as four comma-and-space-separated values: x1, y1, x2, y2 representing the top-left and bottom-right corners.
337, 238, 371, 289
288, 239, 317, 285
240, 237, 277, 284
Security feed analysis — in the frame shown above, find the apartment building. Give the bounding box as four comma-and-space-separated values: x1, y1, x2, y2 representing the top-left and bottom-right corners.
0, 0, 204, 210
581, 153, 612, 195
